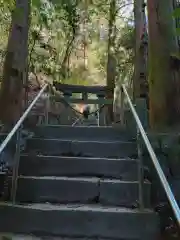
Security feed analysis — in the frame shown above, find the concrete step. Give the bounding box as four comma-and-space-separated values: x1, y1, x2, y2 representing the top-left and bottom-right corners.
19, 155, 139, 180
0, 172, 6, 196
0, 235, 156, 240
25, 139, 137, 158
75, 118, 98, 126
0, 203, 159, 239
77, 122, 97, 126
32, 125, 135, 141
16, 177, 150, 207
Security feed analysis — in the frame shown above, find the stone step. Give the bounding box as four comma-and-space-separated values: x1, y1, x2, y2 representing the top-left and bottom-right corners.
0, 172, 6, 195
25, 139, 137, 158
0, 235, 155, 240
16, 177, 150, 207
76, 122, 97, 126
75, 118, 98, 126
19, 155, 139, 180
0, 203, 159, 239
32, 125, 135, 141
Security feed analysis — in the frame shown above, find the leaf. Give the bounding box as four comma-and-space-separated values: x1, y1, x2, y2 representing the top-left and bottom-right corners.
175, 28, 180, 36
1, 0, 15, 11
32, 0, 41, 8
172, 8, 180, 18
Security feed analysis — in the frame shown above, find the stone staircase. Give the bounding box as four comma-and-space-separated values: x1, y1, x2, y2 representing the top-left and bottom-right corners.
0, 125, 159, 239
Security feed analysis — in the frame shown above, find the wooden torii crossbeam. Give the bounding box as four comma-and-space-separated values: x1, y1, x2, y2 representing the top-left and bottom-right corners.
53, 82, 113, 105
52, 82, 114, 125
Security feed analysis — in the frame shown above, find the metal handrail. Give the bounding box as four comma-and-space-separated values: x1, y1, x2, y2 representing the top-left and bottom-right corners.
121, 84, 180, 226
0, 84, 48, 203
0, 84, 48, 155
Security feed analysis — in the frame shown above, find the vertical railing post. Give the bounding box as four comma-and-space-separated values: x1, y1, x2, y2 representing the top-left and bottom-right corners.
120, 87, 125, 126
97, 94, 105, 126
97, 108, 100, 126
63, 91, 72, 124
137, 127, 144, 210
45, 90, 49, 125
82, 92, 88, 102
10, 124, 22, 204
122, 83, 180, 225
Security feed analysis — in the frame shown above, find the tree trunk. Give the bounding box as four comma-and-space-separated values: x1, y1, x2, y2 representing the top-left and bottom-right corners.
61, 33, 76, 78
147, 0, 180, 129
83, 0, 88, 70
0, 0, 30, 127
133, 0, 142, 99
106, 0, 116, 123
133, 0, 148, 100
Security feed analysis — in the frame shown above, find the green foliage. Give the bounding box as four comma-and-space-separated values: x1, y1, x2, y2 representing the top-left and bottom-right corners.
175, 27, 180, 36
29, 0, 81, 80
0, 0, 15, 10
172, 7, 180, 36
172, 7, 180, 18
0, 0, 134, 87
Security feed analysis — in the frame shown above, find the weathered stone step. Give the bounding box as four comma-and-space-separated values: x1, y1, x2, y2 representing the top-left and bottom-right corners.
0, 203, 159, 239
0, 172, 6, 195
75, 118, 98, 126
32, 125, 135, 141
16, 177, 150, 207
19, 155, 138, 180
0, 235, 154, 240
25, 139, 137, 158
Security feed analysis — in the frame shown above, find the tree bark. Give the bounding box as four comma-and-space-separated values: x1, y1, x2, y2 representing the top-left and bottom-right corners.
0, 0, 30, 127
147, 0, 180, 129
83, 0, 88, 70
133, 0, 148, 100
133, 0, 142, 99
106, 0, 116, 123
61, 33, 76, 78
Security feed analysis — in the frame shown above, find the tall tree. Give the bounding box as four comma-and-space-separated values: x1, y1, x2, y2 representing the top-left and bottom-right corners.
0, 0, 30, 127
147, 0, 180, 129
59, 0, 80, 78
133, 0, 148, 100
106, 0, 116, 123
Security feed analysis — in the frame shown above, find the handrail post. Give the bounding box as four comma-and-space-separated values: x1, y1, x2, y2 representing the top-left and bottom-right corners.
122, 84, 180, 226
137, 127, 144, 210
120, 87, 125, 126
98, 111, 100, 126
10, 124, 22, 204
0, 84, 48, 204
45, 91, 49, 125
